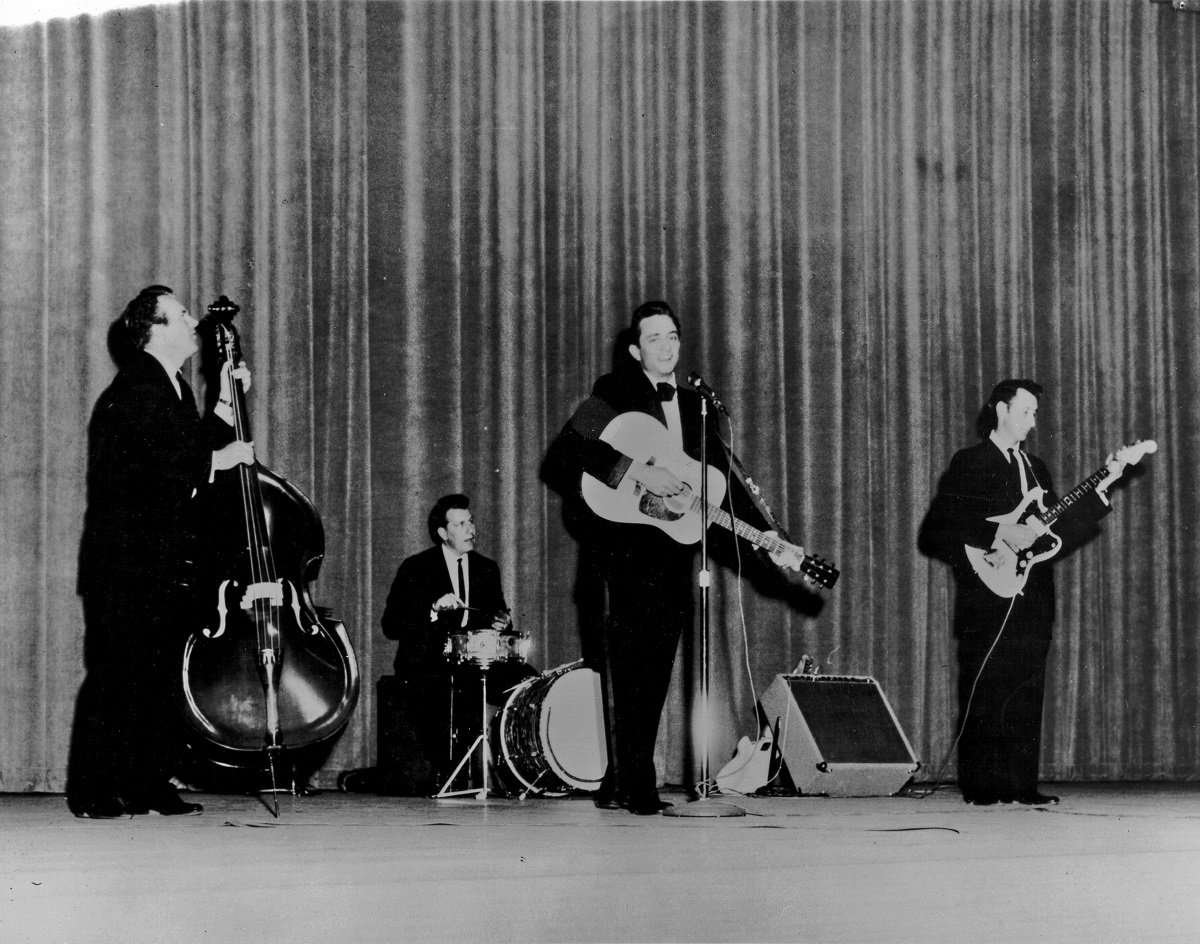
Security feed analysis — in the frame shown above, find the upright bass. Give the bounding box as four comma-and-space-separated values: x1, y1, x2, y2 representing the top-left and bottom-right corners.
177, 296, 359, 809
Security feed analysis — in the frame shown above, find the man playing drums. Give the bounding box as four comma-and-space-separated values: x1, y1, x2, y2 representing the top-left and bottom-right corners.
380, 493, 534, 793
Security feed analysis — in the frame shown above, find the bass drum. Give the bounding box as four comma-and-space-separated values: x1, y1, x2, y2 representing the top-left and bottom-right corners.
497, 661, 607, 796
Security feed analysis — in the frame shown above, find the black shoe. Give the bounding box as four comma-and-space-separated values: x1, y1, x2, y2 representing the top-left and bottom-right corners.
135, 785, 203, 816
963, 795, 999, 806
620, 796, 673, 816
1016, 792, 1059, 805
70, 795, 129, 819
338, 769, 378, 794
593, 771, 618, 809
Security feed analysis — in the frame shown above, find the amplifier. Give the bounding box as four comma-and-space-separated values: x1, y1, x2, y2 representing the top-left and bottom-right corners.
758, 674, 920, 797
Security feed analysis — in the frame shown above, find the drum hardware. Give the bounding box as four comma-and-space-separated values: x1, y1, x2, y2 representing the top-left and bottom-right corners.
435, 666, 496, 799
435, 629, 528, 799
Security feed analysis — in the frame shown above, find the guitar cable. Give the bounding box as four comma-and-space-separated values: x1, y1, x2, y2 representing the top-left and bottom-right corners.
909, 449, 1043, 799
907, 559, 1021, 799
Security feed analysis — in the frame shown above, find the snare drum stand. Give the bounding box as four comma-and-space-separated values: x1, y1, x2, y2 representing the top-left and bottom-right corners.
436, 661, 497, 799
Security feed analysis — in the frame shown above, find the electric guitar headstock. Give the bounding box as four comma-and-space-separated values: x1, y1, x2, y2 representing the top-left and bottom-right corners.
1109, 439, 1157, 469
1100, 439, 1158, 492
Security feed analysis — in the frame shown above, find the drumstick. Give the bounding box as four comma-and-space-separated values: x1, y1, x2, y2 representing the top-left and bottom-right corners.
433, 599, 483, 612
441, 603, 511, 617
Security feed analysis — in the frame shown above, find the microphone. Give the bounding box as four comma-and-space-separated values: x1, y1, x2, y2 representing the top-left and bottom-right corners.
685, 371, 730, 416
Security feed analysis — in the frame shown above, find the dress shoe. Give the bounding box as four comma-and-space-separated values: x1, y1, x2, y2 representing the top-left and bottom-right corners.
133, 785, 203, 816
620, 796, 673, 816
338, 768, 379, 794
70, 795, 129, 819
1016, 792, 1059, 805
963, 795, 999, 806
593, 772, 618, 809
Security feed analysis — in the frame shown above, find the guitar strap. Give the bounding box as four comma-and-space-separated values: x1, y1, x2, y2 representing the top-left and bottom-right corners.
716, 428, 792, 541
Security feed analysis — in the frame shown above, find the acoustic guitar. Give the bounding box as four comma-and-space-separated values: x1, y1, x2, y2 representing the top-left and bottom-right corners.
580, 411, 839, 589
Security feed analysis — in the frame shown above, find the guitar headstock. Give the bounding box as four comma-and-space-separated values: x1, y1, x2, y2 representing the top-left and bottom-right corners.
1111, 439, 1158, 468
801, 555, 840, 589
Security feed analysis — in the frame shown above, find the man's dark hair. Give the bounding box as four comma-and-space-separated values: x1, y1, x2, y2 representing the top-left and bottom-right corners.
975, 378, 1044, 439
428, 493, 470, 543
120, 284, 174, 350
629, 300, 680, 337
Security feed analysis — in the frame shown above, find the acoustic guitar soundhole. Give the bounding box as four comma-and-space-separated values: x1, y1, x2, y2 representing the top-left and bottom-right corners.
639, 493, 684, 523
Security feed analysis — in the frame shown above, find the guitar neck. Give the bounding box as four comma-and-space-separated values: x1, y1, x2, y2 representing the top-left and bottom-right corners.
685, 494, 785, 554
1037, 463, 1112, 527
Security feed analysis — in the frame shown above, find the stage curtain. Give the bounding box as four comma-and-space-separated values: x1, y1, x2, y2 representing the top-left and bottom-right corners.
365, 0, 1200, 787
1, 0, 1198, 795
0, 0, 371, 791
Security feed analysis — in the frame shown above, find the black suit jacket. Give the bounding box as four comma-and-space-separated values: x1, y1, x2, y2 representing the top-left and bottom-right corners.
380, 545, 510, 680
78, 350, 228, 595
918, 438, 1105, 634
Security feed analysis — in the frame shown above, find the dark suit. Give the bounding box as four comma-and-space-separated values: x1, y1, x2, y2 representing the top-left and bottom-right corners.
919, 438, 1107, 801
69, 350, 228, 809
380, 544, 532, 789
544, 366, 765, 806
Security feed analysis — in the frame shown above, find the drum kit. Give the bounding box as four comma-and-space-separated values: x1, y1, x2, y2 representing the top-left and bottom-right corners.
435, 629, 608, 799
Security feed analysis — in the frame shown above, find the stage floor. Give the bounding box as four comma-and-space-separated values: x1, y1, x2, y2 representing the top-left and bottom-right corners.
3, 783, 1199, 943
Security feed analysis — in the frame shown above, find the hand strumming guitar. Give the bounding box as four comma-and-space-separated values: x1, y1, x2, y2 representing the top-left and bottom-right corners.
628, 460, 685, 497
993, 521, 1039, 552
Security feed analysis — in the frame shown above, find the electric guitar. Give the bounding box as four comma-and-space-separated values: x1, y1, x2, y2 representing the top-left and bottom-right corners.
716, 728, 775, 795
580, 411, 839, 589
964, 439, 1157, 598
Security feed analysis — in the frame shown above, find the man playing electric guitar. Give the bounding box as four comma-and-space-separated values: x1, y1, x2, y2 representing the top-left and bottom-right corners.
543, 301, 812, 816
919, 379, 1120, 807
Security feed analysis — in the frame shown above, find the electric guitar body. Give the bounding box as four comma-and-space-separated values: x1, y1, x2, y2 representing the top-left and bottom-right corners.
963, 488, 1062, 598
964, 439, 1157, 598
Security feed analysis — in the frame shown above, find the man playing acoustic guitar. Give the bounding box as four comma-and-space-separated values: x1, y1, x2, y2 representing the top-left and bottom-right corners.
544, 301, 811, 815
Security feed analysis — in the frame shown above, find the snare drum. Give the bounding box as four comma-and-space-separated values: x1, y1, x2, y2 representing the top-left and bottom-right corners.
445, 629, 529, 667
497, 661, 608, 795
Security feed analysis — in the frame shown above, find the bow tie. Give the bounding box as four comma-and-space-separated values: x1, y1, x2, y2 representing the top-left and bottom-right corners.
656, 382, 676, 402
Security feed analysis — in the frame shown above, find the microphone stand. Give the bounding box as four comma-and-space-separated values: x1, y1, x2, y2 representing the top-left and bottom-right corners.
665, 394, 744, 818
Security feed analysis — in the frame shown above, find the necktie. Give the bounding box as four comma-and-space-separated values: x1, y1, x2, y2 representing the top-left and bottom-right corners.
456, 557, 468, 627
176, 373, 196, 411
1010, 448, 1030, 495
656, 382, 676, 402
